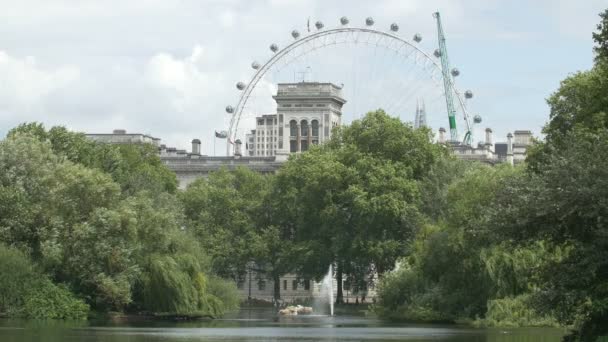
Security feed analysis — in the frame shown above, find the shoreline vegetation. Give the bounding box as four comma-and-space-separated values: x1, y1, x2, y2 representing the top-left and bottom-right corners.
0, 8, 606, 342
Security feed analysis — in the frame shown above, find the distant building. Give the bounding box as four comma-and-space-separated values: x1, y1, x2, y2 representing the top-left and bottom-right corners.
445, 127, 532, 166
237, 269, 376, 304
84, 82, 533, 188
86, 129, 161, 146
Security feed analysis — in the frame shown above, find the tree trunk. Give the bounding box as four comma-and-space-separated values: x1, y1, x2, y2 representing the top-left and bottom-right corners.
273, 273, 281, 308
336, 262, 344, 304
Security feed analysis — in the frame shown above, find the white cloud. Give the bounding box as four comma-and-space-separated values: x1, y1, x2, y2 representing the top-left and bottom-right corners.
0, 50, 79, 118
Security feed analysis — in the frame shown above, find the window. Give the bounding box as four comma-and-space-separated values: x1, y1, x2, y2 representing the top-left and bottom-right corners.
316, 104, 325, 107
283, 280, 287, 290
311, 120, 319, 137
292, 280, 298, 291
290, 140, 296, 153
301, 120, 308, 137
304, 280, 310, 290
301, 140, 309, 152
290, 120, 297, 137
258, 119, 264, 125
258, 280, 266, 291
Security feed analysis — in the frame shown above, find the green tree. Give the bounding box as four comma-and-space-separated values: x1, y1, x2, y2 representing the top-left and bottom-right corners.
275, 110, 437, 303
492, 128, 608, 341
180, 167, 269, 279
593, 9, 608, 62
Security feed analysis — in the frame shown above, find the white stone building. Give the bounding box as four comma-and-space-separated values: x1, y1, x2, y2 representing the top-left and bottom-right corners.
246, 82, 346, 159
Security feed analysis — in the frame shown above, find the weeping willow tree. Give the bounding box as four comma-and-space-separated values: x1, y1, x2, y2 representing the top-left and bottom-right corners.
477, 241, 567, 327
141, 254, 228, 318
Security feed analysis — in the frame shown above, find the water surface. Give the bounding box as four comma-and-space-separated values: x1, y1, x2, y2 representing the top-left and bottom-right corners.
0, 308, 565, 342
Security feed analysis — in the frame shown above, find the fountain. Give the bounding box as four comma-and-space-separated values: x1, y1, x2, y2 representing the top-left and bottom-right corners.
319, 264, 334, 316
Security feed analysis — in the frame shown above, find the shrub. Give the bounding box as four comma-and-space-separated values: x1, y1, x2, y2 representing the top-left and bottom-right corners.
0, 244, 88, 319
478, 295, 559, 328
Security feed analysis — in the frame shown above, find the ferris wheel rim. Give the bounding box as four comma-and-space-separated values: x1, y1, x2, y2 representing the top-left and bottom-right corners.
227, 25, 472, 155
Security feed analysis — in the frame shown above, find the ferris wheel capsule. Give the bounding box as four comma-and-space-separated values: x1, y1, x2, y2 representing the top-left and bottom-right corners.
473, 115, 482, 124
315, 21, 324, 30
433, 49, 441, 57
236, 82, 246, 90
390, 23, 399, 32
451, 68, 460, 77
366, 17, 374, 26
225, 105, 234, 114
465, 90, 474, 99
270, 44, 279, 53
291, 30, 300, 39
413, 33, 422, 42
251, 61, 260, 70
340, 16, 349, 25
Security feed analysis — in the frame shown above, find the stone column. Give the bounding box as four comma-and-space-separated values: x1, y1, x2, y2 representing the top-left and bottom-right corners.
484, 128, 493, 158
307, 124, 312, 148
235, 139, 242, 158
296, 123, 301, 152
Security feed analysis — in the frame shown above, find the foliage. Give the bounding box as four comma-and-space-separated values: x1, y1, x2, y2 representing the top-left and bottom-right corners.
180, 167, 269, 279
7, 123, 178, 195
0, 127, 235, 319
206, 276, 240, 313
271, 110, 440, 302
479, 295, 559, 328
21, 279, 89, 320
0, 244, 88, 319
375, 163, 564, 326
593, 9, 608, 63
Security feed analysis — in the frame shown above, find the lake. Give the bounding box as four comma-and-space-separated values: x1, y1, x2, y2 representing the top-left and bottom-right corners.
0, 308, 566, 342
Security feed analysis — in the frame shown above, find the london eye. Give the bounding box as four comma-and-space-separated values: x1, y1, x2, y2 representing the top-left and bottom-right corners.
225, 13, 480, 156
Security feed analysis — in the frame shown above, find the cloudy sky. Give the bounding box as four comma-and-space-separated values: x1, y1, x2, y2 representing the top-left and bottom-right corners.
0, 0, 605, 154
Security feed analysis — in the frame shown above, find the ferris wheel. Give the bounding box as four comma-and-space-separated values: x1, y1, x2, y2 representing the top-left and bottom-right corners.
225, 13, 481, 156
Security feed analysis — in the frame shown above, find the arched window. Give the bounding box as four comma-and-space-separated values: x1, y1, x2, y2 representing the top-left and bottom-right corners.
311, 120, 319, 137
301, 120, 308, 137
290, 120, 297, 137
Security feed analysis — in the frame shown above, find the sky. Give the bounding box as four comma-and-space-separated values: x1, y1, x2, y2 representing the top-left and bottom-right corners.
0, 0, 606, 154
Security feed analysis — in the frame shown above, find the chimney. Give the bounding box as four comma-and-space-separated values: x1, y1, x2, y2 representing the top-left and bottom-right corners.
438, 127, 446, 144
234, 139, 242, 158
485, 128, 493, 146
507, 132, 514, 166
191, 139, 201, 155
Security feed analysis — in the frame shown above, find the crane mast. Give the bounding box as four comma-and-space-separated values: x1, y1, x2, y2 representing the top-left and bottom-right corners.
433, 12, 458, 143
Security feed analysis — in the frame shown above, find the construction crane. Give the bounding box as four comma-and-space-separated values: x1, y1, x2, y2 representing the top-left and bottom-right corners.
433, 11, 459, 143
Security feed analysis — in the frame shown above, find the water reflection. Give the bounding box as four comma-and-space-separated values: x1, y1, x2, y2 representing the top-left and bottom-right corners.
0, 308, 565, 342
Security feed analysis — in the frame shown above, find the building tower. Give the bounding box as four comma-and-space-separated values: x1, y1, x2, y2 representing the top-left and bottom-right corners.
248, 82, 346, 160
414, 99, 427, 129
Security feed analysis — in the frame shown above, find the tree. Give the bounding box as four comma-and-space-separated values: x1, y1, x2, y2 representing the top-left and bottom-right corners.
593, 9, 608, 63
180, 167, 269, 279
0, 130, 233, 316
7, 123, 178, 195
273, 110, 437, 303
491, 128, 608, 341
